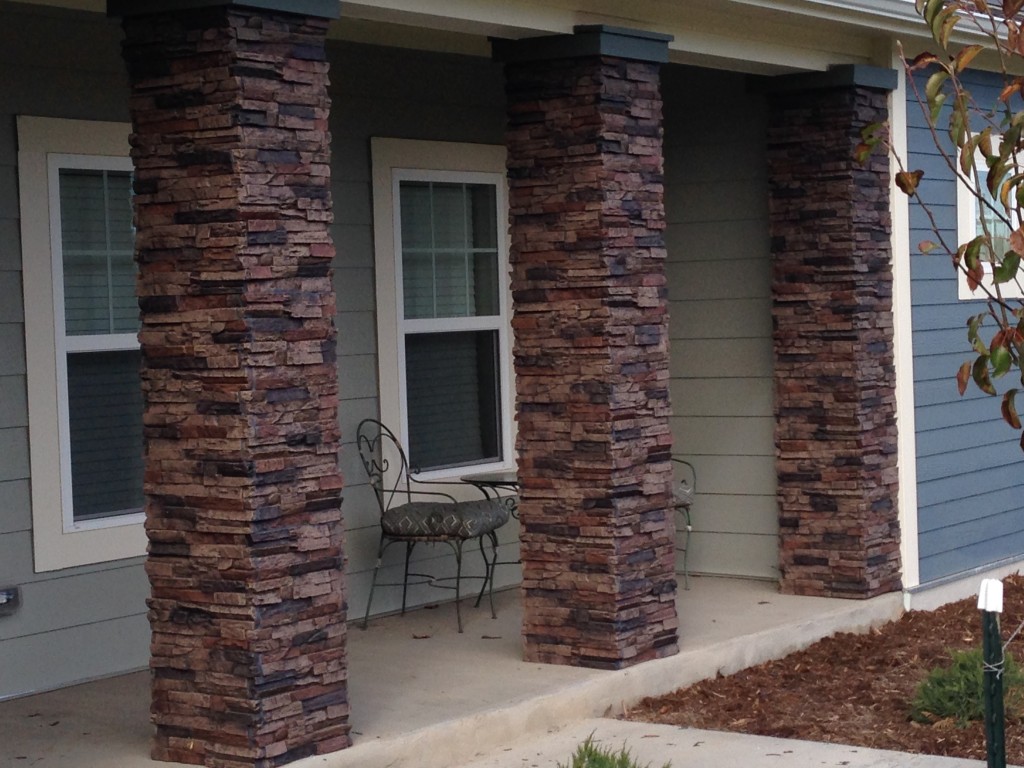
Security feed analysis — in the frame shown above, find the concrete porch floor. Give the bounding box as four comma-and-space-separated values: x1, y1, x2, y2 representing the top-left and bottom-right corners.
0, 576, 905, 768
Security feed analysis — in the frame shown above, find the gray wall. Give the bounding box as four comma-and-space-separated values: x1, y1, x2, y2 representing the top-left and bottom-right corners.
0, 5, 783, 700
662, 66, 779, 581
324, 42, 521, 616
0, 2, 149, 700
0, 3, 516, 699
908, 70, 1024, 584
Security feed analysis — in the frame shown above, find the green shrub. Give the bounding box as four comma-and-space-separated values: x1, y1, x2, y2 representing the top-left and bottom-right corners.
910, 647, 1024, 726
556, 736, 670, 768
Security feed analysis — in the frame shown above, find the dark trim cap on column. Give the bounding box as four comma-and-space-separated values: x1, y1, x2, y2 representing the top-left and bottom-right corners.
108, 0, 340, 19
758, 64, 898, 94
492, 24, 672, 65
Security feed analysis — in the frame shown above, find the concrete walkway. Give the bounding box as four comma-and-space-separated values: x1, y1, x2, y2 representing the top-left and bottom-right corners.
451, 719, 991, 768
4, 574, 1001, 768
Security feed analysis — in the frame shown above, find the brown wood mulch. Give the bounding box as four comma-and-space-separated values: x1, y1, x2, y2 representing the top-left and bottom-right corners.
627, 574, 1024, 763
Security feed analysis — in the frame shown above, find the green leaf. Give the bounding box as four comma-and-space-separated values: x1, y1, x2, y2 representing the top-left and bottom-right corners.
1003, 389, 1022, 429
923, 0, 944, 23
978, 129, 995, 160
995, 251, 1022, 284
960, 135, 980, 175
934, 5, 962, 49
964, 238, 983, 276
974, 355, 997, 395
968, 313, 988, 355
992, 344, 1012, 378
949, 102, 968, 147
925, 69, 950, 102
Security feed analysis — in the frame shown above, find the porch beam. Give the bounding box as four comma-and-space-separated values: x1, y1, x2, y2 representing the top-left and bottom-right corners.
500, 26, 679, 669
111, 3, 348, 766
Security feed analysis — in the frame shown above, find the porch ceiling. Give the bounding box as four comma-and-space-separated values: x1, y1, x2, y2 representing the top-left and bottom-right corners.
25, 0, 944, 75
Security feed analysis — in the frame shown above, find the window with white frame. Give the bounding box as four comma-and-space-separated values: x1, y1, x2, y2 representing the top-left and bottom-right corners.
371, 139, 513, 477
957, 141, 1024, 300
18, 116, 146, 572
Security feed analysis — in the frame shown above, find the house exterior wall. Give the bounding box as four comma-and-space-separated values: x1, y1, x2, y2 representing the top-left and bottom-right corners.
0, 2, 150, 699
0, 3, 515, 699
662, 65, 779, 581
907, 69, 1024, 584
325, 41, 520, 614
0, 0, 903, 698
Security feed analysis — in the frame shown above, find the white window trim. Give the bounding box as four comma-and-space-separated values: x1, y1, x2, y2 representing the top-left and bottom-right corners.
371, 138, 514, 482
18, 115, 146, 573
956, 142, 1024, 301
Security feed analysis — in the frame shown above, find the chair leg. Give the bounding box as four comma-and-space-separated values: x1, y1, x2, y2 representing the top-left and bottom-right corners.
473, 532, 499, 618
453, 540, 465, 633
473, 534, 492, 609
485, 531, 498, 619
362, 533, 387, 629
681, 508, 692, 591
401, 541, 416, 615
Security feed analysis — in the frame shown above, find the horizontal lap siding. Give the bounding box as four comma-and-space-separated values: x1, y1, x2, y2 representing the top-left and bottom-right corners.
662, 65, 778, 581
0, 4, 512, 698
325, 43, 519, 617
907, 70, 1024, 584
0, 3, 149, 700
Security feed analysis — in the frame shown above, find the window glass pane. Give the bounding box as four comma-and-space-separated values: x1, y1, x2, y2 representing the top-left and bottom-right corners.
399, 180, 500, 320
978, 187, 1013, 264
473, 252, 499, 316
431, 183, 467, 249
59, 168, 136, 335
66, 349, 144, 522
434, 251, 471, 316
468, 184, 497, 249
405, 331, 501, 471
402, 251, 434, 319
400, 181, 432, 249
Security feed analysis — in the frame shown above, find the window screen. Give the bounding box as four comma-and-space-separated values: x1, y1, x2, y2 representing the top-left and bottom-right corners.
398, 179, 504, 472
58, 167, 142, 522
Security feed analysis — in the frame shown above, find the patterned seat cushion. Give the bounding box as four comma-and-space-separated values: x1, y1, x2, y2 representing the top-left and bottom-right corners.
382, 498, 510, 539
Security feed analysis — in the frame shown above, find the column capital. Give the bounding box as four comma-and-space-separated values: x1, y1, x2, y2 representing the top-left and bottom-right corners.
108, 0, 340, 20
759, 63, 898, 94
492, 24, 672, 65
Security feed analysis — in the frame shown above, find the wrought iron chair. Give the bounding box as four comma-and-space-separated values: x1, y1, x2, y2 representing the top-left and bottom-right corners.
356, 418, 510, 632
672, 456, 697, 590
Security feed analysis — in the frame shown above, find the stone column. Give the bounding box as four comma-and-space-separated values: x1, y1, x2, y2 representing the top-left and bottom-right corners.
495, 26, 678, 669
765, 65, 902, 599
109, 2, 347, 765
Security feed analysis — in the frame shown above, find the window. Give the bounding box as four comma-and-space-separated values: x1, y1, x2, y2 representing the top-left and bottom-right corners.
371, 139, 513, 478
18, 116, 145, 572
956, 142, 1024, 300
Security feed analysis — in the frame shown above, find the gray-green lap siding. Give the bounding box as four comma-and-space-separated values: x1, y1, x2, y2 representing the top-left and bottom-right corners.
0, 2, 149, 700
907, 69, 1024, 585
0, 3, 513, 699
662, 65, 779, 581
0, 4, 780, 698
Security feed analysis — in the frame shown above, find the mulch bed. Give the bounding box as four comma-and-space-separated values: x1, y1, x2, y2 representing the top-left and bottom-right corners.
627, 574, 1024, 763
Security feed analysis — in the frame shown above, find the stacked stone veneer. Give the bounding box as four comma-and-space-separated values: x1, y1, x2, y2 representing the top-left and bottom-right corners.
503, 49, 678, 668
119, 7, 347, 766
766, 77, 901, 598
